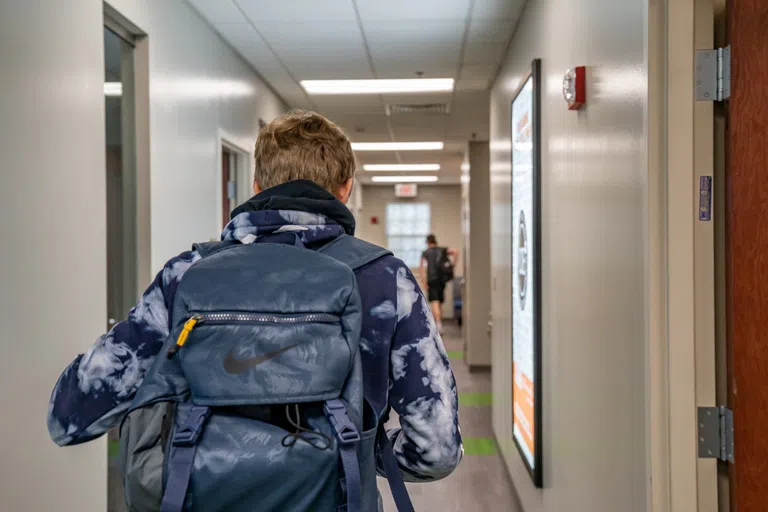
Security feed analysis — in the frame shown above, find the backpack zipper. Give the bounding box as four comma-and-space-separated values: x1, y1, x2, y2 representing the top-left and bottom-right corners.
166, 312, 340, 359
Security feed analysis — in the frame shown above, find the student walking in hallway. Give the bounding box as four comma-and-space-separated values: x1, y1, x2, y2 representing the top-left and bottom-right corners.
419, 234, 458, 333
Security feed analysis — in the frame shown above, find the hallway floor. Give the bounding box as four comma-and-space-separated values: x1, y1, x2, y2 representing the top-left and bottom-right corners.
380, 322, 521, 511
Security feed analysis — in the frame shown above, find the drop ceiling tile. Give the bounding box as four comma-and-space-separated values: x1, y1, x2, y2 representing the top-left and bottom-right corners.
463, 40, 508, 64
292, 65, 375, 81
235, 0, 358, 22
188, 0, 246, 24
254, 20, 364, 44
372, 60, 458, 79
213, 22, 263, 48
361, 19, 467, 42
370, 50, 460, 77
467, 16, 517, 42
330, 115, 391, 138
355, 0, 471, 21
461, 61, 499, 76
281, 93, 315, 110
472, 0, 526, 20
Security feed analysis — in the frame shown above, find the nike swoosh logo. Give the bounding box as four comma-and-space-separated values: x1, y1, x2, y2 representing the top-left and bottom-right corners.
223, 343, 301, 375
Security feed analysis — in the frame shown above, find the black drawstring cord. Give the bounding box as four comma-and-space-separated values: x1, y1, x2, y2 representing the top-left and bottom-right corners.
281, 404, 333, 450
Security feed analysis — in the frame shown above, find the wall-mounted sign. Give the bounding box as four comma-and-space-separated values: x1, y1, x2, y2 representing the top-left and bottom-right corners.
511, 58, 544, 488
562, 66, 586, 110
395, 183, 418, 197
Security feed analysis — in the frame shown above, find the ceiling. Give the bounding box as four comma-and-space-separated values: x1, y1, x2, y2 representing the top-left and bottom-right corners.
187, 0, 525, 184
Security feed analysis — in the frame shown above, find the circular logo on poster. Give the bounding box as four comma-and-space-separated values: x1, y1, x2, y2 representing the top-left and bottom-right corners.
517, 210, 528, 310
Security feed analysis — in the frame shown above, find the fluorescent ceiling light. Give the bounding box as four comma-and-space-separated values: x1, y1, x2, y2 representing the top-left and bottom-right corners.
351, 142, 444, 151
104, 82, 122, 97
363, 164, 440, 172
371, 176, 439, 183
301, 78, 454, 95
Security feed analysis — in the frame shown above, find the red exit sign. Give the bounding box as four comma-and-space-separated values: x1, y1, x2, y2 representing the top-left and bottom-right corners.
394, 184, 418, 197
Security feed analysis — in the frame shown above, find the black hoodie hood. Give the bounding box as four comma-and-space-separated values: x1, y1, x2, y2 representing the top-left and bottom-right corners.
230, 179, 356, 236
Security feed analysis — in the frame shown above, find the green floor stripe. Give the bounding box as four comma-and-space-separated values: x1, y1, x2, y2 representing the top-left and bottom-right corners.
109, 439, 120, 460
459, 392, 493, 407
446, 349, 464, 360
462, 437, 497, 456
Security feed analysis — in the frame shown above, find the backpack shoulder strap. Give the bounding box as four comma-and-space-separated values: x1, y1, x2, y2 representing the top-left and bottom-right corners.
317, 234, 392, 271
191, 240, 240, 259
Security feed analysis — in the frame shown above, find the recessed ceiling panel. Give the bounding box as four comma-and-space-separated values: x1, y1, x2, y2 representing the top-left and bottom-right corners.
188, 0, 247, 24
467, 16, 517, 42
235, 0, 358, 22
355, 0, 471, 21
463, 40, 509, 64
213, 22, 263, 48
472, 0, 527, 20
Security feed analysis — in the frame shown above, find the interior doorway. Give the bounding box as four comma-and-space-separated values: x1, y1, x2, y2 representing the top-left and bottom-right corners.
218, 134, 255, 231
104, 25, 137, 330
221, 147, 238, 228
104, 22, 136, 512
103, 5, 150, 511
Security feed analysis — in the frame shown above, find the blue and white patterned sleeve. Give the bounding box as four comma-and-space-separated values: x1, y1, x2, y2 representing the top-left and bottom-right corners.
47, 250, 200, 446
387, 264, 463, 481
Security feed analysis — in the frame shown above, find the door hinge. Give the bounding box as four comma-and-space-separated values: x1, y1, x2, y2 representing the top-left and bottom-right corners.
698, 406, 734, 463
695, 46, 731, 101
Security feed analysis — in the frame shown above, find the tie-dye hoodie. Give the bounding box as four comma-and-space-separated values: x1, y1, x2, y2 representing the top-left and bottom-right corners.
47, 180, 462, 482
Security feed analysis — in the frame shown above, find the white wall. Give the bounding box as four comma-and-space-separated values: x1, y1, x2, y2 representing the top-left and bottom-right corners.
356, 185, 463, 319
106, 0, 285, 273
0, 1, 108, 510
0, 1, 284, 510
490, 0, 648, 510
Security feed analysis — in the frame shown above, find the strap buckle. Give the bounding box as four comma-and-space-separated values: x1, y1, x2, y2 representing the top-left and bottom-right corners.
324, 399, 361, 446
172, 406, 211, 447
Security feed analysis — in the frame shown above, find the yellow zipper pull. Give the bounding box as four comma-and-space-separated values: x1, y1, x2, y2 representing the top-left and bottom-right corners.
166, 316, 201, 359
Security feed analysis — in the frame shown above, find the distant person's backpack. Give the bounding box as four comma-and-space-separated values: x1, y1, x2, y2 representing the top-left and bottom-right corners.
118, 235, 414, 512
438, 247, 454, 284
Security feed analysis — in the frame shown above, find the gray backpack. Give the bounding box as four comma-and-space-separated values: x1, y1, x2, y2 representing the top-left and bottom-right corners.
118, 235, 414, 512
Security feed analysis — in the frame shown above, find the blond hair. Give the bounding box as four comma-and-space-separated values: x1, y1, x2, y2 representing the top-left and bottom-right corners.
253, 110, 356, 194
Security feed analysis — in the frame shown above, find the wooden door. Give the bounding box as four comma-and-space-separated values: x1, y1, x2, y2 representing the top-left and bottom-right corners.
727, 2, 768, 510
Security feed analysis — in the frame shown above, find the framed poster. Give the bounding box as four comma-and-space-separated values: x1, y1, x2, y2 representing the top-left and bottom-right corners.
510, 58, 543, 488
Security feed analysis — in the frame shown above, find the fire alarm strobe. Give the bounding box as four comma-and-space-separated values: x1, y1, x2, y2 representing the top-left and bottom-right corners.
562, 66, 586, 110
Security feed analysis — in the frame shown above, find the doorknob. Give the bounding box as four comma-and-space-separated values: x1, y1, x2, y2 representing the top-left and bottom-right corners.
108, 318, 117, 328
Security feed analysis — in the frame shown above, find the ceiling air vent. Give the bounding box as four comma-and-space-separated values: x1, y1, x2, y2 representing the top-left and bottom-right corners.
385, 103, 450, 116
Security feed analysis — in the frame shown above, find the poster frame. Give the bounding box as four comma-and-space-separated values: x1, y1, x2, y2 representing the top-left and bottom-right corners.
510, 58, 543, 488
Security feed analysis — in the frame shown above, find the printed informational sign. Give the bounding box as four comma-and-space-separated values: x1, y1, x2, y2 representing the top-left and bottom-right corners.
510, 59, 543, 487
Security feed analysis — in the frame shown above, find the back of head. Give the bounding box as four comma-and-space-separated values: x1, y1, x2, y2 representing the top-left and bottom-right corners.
253, 110, 356, 194
426, 234, 437, 245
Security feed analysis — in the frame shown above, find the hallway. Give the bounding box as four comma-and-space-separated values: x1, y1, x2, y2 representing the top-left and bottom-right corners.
380, 323, 520, 511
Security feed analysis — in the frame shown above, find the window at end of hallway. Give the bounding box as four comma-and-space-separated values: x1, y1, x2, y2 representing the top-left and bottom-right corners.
386, 202, 430, 268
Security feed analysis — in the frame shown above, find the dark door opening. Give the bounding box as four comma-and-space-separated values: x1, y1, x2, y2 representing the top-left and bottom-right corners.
222, 147, 238, 228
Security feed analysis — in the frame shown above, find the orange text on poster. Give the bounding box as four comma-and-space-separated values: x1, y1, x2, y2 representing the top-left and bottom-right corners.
513, 362, 535, 457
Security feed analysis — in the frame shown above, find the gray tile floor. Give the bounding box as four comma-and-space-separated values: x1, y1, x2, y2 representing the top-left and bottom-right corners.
379, 323, 521, 512
107, 323, 521, 511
